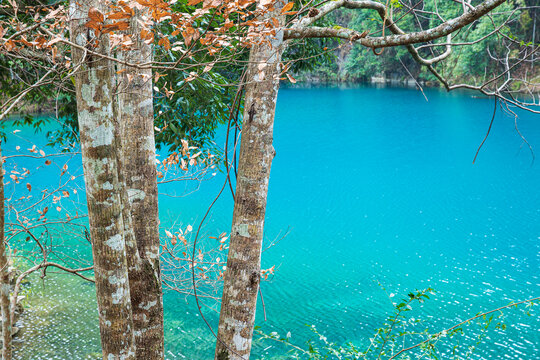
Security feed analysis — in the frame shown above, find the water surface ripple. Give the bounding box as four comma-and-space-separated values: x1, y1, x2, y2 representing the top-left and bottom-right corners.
11, 86, 540, 359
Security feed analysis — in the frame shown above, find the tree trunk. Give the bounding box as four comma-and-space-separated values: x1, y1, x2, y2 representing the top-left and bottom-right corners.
69, 1, 135, 359
215, 7, 285, 360
0, 142, 12, 360
117, 9, 164, 359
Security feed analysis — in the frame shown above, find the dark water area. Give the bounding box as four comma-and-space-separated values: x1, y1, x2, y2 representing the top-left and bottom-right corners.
5, 85, 540, 359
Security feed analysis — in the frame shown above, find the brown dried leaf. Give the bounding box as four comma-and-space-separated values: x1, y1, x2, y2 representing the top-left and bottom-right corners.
85, 20, 102, 32
18, 37, 33, 47
203, 63, 214, 73
108, 11, 132, 20
4, 40, 15, 51
158, 36, 171, 50
102, 21, 130, 33
286, 73, 297, 83
182, 27, 198, 47
140, 29, 154, 41
88, 7, 104, 23
281, 2, 294, 13
135, 0, 152, 6
238, 0, 252, 7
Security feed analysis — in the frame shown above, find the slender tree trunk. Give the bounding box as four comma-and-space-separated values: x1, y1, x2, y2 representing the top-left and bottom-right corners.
215, 6, 285, 359
0, 142, 12, 360
69, 1, 135, 359
117, 8, 164, 359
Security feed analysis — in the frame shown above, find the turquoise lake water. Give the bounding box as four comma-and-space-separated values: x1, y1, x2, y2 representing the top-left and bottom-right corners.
6, 86, 540, 359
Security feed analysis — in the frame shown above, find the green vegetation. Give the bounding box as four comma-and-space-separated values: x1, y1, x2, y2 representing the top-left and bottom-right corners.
257, 289, 539, 359
292, 0, 539, 86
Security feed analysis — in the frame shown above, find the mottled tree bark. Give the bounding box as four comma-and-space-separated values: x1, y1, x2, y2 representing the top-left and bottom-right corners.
0, 142, 12, 360
215, 6, 285, 360
117, 9, 164, 359
69, 1, 135, 359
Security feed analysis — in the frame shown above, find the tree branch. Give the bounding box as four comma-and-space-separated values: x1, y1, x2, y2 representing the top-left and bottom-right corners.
284, 0, 506, 49
388, 296, 540, 359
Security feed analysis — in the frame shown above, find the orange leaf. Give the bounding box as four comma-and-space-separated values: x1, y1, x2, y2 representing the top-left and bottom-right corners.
102, 21, 130, 33
18, 37, 33, 47
4, 40, 15, 51
108, 11, 132, 20
135, 0, 152, 6
286, 73, 297, 83
281, 2, 294, 13
140, 29, 154, 41
119, 2, 135, 16
85, 20, 102, 32
158, 36, 171, 50
182, 27, 197, 46
88, 7, 104, 23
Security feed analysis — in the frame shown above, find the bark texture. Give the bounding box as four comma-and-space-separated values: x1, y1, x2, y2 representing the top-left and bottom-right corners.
117, 8, 164, 359
215, 6, 285, 360
0, 142, 12, 360
69, 1, 135, 359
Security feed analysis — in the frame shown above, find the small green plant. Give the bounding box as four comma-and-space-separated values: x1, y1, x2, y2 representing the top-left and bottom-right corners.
256, 289, 539, 359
